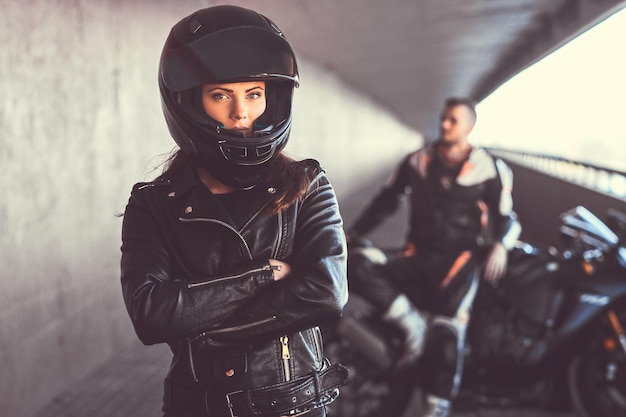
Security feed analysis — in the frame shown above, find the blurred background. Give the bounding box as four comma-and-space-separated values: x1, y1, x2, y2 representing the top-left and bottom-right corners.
1, 1, 624, 416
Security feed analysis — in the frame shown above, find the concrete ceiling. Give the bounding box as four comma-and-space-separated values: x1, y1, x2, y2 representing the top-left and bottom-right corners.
211, 0, 624, 138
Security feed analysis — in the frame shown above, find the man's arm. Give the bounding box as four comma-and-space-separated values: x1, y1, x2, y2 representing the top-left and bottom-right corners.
483, 158, 522, 282
347, 155, 412, 241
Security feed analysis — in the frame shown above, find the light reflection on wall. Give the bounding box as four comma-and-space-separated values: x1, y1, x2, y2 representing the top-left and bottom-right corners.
491, 149, 626, 201
473, 7, 626, 174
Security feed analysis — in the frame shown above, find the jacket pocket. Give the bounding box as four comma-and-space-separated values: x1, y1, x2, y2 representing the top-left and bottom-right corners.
212, 350, 248, 382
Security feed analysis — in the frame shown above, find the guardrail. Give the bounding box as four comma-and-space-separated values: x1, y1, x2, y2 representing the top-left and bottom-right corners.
488, 148, 626, 201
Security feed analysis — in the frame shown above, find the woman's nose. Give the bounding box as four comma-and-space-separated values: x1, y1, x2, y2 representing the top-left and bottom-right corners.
230, 101, 247, 120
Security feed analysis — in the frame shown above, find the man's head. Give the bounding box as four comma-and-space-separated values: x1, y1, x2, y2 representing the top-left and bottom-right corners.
438, 97, 477, 145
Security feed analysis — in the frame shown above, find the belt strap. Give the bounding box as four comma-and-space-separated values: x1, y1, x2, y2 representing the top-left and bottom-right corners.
222, 363, 348, 417
166, 363, 348, 417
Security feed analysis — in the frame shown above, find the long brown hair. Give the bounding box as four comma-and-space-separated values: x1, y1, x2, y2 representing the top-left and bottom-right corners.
157, 150, 312, 215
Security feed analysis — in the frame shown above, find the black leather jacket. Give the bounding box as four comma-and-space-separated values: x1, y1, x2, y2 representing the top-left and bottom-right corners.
120, 160, 348, 415
349, 143, 521, 253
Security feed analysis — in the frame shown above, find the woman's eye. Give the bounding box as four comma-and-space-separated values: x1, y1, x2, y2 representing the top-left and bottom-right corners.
248, 91, 263, 100
211, 93, 228, 101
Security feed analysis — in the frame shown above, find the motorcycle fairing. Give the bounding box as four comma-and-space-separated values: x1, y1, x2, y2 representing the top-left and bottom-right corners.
489, 244, 626, 364
551, 265, 626, 341
498, 245, 563, 326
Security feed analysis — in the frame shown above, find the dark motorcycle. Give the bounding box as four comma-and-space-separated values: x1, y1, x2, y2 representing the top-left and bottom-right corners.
324, 206, 626, 417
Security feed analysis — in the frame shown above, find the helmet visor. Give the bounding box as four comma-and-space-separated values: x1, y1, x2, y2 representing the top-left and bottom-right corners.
161, 27, 299, 92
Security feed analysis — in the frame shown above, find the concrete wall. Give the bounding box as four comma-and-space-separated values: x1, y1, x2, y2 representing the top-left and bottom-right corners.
0, 2, 421, 416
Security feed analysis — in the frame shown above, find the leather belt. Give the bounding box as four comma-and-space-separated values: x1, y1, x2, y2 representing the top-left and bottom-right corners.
166, 363, 349, 417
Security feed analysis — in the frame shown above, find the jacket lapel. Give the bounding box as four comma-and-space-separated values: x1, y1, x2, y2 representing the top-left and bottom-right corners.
167, 164, 279, 231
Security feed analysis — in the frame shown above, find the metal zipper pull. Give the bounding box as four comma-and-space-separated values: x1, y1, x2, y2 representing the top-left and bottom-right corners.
280, 335, 291, 381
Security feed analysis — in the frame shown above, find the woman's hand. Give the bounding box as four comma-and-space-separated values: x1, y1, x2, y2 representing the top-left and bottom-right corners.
269, 259, 291, 281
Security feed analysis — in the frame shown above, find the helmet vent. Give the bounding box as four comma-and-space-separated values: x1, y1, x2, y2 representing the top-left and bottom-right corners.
256, 145, 272, 157
225, 146, 248, 158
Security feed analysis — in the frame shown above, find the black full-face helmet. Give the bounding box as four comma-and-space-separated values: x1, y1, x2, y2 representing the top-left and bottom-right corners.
159, 5, 299, 189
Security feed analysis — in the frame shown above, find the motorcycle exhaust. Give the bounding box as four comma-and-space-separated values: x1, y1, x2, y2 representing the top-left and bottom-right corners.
336, 315, 394, 371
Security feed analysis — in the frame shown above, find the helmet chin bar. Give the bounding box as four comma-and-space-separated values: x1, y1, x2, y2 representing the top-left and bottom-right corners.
216, 123, 287, 166
193, 151, 272, 190
218, 141, 276, 166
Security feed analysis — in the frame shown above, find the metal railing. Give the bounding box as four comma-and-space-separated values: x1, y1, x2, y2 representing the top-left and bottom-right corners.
488, 148, 626, 201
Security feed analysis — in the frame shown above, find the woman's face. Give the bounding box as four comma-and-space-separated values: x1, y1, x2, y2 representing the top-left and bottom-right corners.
201, 81, 267, 134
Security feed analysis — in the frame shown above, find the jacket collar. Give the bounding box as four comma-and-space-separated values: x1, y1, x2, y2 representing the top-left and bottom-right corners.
165, 163, 280, 229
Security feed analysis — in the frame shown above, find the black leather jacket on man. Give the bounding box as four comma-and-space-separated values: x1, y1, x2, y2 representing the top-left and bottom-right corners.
350, 143, 521, 253
120, 160, 348, 414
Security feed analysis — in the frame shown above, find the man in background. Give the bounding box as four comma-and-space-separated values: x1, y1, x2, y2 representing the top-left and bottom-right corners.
346, 97, 521, 417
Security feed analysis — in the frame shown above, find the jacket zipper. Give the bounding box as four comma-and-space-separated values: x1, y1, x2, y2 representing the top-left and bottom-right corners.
271, 211, 283, 259
187, 264, 275, 289
280, 335, 292, 381
190, 315, 278, 342
188, 338, 199, 382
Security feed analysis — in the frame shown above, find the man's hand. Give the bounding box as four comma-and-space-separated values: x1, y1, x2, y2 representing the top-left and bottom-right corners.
269, 259, 291, 281
483, 242, 507, 283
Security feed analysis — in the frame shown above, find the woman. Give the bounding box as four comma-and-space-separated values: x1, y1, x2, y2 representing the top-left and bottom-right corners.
120, 6, 348, 417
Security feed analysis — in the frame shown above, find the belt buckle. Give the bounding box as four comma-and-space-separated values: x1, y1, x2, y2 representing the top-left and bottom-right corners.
225, 390, 244, 417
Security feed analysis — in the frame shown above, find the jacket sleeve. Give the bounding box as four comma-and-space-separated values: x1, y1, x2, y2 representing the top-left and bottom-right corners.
202, 171, 349, 345
120, 188, 276, 346
347, 155, 411, 240
484, 158, 522, 249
